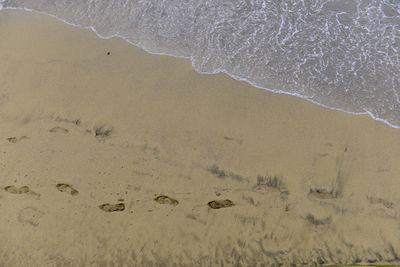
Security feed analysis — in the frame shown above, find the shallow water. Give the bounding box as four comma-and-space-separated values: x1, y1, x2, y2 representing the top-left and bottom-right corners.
1, 0, 399, 128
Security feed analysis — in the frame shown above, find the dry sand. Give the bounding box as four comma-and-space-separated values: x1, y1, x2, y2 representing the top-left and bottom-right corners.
1, 9, 400, 267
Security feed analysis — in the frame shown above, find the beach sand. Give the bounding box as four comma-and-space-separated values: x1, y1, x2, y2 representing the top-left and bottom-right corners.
1, 9, 400, 266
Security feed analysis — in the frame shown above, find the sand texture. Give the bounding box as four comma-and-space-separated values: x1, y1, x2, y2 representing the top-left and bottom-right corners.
1, 10, 400, 267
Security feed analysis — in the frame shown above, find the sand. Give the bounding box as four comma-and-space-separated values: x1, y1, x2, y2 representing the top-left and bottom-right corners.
1, 9, 400, 267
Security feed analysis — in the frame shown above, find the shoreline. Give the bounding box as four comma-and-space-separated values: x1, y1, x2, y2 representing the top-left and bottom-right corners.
0, 7, 398, 130
1, 9, 400, 266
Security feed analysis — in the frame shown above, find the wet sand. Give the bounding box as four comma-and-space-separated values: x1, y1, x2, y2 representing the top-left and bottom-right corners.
1, 9, 400, 266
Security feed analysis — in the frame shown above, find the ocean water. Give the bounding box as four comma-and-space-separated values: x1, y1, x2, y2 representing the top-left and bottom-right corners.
1, 0, 400, 128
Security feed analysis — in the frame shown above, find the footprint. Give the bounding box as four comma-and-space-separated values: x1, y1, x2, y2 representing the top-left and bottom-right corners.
207, 199, 234, 209
4, 185, 30, 194
367, 196, 393, 209
49, 126, 69, 134
99, 203, 125, 212
18, 206, 44, 227
6, 136, 28, 143
306, 214, 331, 226
56, 183, 79, 196
223, 136, 243, 145
4, 185, 40, 197
308, 189, 337, 200
154, 195, 179, 206
252, 176, 289, 196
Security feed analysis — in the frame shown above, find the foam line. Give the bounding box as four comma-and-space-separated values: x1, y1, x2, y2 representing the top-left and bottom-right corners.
0, 6, 399, 130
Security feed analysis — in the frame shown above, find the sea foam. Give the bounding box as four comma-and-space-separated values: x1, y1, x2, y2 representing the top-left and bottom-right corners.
1, 0, 400, 128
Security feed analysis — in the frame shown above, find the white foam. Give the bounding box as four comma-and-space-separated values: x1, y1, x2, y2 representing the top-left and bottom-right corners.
1, 1, 400, 130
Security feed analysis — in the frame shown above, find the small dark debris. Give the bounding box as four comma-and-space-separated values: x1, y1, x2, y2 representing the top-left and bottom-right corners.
308, 188, 337, 199
94, 126, 112, 138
